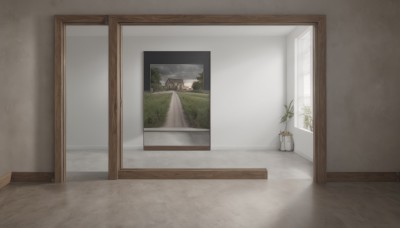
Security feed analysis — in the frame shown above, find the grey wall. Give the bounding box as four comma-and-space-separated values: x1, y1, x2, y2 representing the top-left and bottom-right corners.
0, 8, 12, 175
0, 154, 10, 177
1, 0, 399, 173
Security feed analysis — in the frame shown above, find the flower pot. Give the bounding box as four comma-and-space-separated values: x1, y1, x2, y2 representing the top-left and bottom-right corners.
279, 134, 294, 152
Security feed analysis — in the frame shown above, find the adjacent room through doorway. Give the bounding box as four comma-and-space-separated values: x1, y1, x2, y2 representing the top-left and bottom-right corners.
64, 25, 315, 180
65, 25, 109, 181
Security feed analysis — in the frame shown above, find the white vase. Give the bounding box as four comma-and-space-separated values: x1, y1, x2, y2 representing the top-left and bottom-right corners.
280, 135, 294, 152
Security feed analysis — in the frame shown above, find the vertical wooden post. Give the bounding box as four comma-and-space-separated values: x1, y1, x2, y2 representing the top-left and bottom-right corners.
54, 16, 108, 183
54, 16, 66, 183
314, 16, 327, 183
108, 16, 121, 179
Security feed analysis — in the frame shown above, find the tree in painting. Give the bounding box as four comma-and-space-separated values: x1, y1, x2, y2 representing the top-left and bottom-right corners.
150, 67, 162, 92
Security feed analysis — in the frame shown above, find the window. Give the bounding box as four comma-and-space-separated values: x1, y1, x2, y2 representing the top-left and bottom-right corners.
295, 28, 313, 132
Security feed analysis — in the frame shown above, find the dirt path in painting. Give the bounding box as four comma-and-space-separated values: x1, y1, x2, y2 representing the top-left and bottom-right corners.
163, 91, 189, 128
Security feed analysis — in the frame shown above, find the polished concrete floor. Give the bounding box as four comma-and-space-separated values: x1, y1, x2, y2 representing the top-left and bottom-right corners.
143, 130, 210, 146
27, 151, 393, 227
66, 150, 313, 180
1, 180, 400, 228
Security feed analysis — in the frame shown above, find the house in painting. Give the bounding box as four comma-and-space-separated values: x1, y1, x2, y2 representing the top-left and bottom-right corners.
165, 78, 184, 91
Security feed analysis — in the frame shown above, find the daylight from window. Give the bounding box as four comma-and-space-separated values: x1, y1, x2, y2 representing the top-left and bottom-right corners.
295, 28, 313, 132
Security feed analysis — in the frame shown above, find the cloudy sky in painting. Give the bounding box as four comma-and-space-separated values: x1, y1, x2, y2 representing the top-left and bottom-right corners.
150, 64, 203, 87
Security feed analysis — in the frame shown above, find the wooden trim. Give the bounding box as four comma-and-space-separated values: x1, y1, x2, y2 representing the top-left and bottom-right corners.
54, 15, 108, 183
327, 172, 400, 182
119, 169, 267, 179
55, 15, 327, 181
313, 16, 327, 183
144, 146, 210, 151
0, 172, 12, 189
54, 15, 107, 24
112, 15, 327, 182
54, 16, 66, 183
108, 15, 122, 180
11, 172, 54, 182
112, 15, 325, 25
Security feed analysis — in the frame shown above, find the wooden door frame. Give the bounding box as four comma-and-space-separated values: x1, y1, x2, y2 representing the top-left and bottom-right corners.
54, 15, 109, 182
55, 15, 326, 183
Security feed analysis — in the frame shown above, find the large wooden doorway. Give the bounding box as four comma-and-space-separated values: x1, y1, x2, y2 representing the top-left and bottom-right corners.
55, 15, 326, 183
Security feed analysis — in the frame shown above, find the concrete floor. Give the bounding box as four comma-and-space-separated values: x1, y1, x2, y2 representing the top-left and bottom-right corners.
66, 150, 313, 180
29, 150, 399, 227
143, 130, 210, 146
1, 180, 400, 228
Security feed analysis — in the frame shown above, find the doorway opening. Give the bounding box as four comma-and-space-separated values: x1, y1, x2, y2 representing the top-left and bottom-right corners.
120, 25, 314, 180
55, 15, 326, 183
65, 25, 109, 181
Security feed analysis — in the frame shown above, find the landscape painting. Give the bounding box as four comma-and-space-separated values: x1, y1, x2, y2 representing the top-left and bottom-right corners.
143, 52, 210, 149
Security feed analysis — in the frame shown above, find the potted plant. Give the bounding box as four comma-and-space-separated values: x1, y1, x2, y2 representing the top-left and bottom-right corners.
279, 100, 294, 151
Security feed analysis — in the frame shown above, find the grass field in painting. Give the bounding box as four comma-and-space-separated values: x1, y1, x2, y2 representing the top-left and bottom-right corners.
143, 92, 172, 128
178, 92, 210, 129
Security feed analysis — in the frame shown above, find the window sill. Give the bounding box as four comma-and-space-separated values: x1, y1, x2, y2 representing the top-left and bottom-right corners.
295, 127, 313, 134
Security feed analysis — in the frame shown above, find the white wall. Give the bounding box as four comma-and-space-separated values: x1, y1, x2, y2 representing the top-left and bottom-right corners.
65, 28, 287, 152
286, 27, 314, 161
66, 32, 108, 150
123, 33, 286, 150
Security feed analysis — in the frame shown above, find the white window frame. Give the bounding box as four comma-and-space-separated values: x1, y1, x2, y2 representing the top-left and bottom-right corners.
294, 27, 314, 133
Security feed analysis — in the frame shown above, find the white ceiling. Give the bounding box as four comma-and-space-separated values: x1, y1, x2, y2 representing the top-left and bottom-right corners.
66, 25, 309, 37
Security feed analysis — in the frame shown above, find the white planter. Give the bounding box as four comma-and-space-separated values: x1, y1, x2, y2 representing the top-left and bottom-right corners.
279, 134, 294, 152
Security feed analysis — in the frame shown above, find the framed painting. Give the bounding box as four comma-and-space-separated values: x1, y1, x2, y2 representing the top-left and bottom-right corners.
143, 51, 211, 150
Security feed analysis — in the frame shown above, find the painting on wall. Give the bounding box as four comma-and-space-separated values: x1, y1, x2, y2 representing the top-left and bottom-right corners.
143, 51, 210, 150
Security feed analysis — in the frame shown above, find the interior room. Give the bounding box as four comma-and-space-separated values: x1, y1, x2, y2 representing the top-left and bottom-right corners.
1, 1, 400, 228
65, 25, 314, 180
65, 25, 109, 181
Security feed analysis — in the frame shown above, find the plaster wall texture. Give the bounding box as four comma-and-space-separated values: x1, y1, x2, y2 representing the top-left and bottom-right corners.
1, 0, 399, 172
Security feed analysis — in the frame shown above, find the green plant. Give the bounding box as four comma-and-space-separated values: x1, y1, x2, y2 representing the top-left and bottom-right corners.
280, 100, 294, 134
191, 72, 204, 91
301, 105, 313, 131
150, 67, 162, 92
